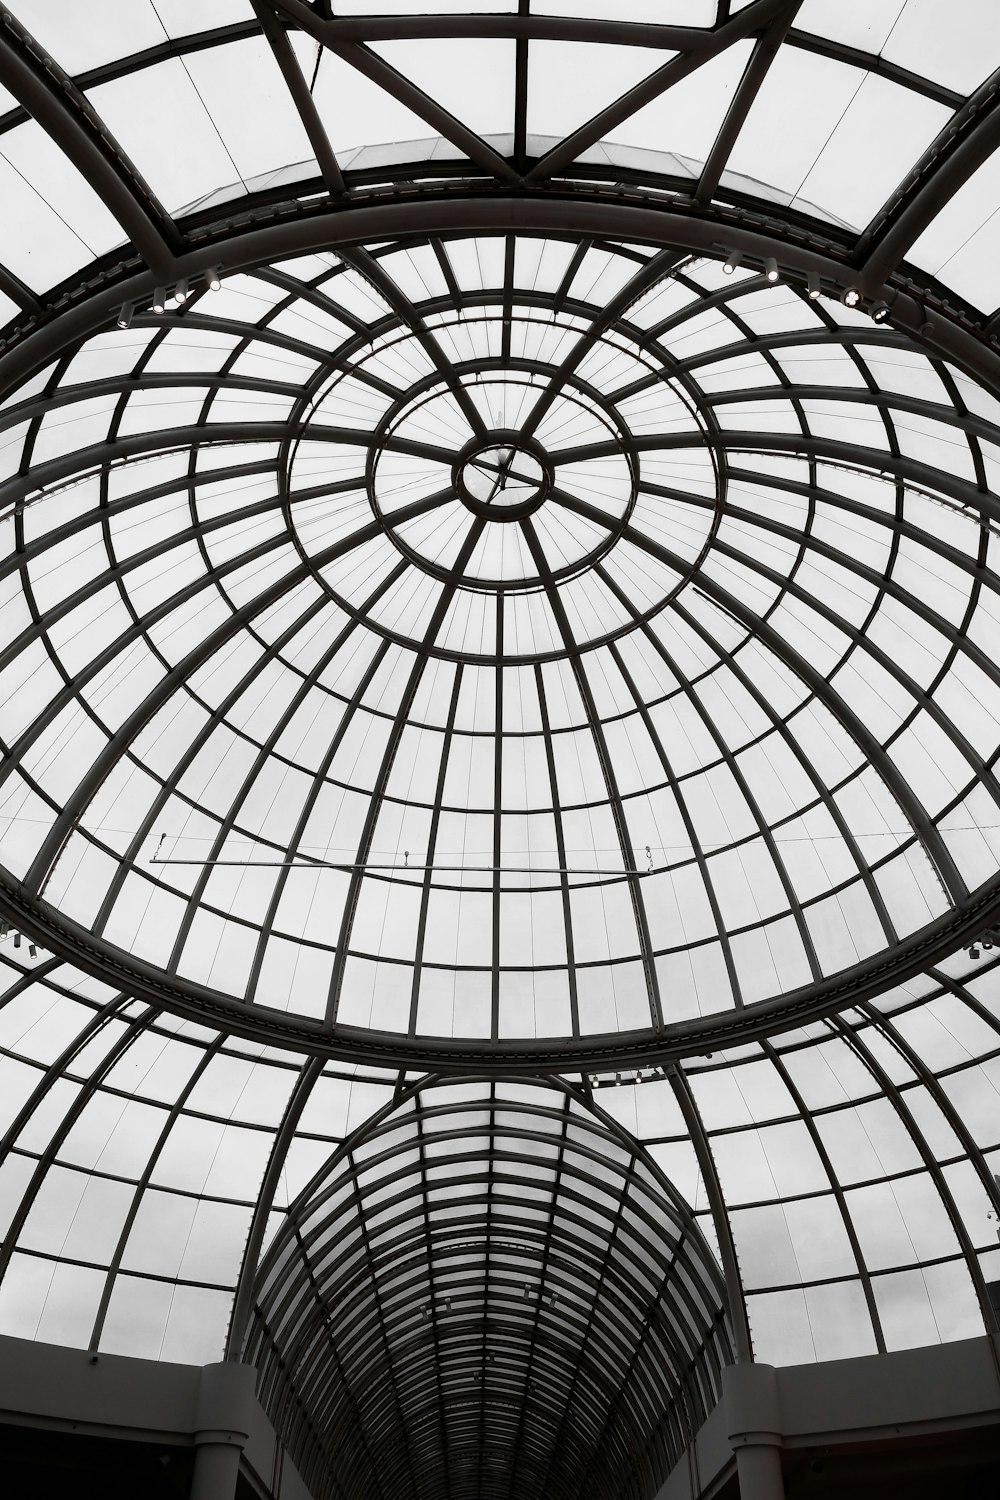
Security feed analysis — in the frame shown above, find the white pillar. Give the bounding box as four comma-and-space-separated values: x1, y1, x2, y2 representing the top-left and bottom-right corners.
721, 1363, 784, 1500
190, 1361, 256, 1500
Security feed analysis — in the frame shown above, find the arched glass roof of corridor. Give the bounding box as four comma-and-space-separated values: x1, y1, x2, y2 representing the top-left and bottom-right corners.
2, 4, 1000, 1499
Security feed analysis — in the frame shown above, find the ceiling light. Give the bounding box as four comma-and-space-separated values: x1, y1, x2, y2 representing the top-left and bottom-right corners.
152, 286, 166, 314
166, 278, 189, 309
723, 250, 742, 275
764, 256, 778, 283
870, 299, 891, 324
116, 302, 134, 329
207, 266, 222, 292
841, 286, 862, 308
807, 272, 821, 300
970, 943, 981, 960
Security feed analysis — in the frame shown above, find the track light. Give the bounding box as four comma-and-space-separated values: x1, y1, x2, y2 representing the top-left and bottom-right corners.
207, 265, 222, 292
116, 302, 134, 329
970, 944, 981, 960
152, 286, 166, 314
723, 250, 742, 276
841, 286, 862, 308
13, 932, 20, 949
870, 299, 891, 324
807, 271, 821, 300
764, 256, 778, 283
166, 278, 189, 309
28, 943, 36, 959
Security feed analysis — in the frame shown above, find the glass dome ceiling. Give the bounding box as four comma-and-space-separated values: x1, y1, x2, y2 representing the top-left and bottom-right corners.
2, 3, 1000, 1497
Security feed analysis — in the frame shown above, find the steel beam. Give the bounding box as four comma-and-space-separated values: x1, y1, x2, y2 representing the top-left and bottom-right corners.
0, 12, 180, 280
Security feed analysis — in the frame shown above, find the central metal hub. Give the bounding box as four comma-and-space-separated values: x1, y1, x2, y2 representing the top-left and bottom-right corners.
455, 430, 553, 521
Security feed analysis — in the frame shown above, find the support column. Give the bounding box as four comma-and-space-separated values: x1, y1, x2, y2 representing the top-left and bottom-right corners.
722, 1363, 784, 1500
190, 1360, 256, 1500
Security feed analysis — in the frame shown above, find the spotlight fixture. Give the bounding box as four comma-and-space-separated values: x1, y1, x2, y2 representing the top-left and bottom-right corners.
970, 943, 981, 960
870, 300, 891, 324
28, 943, 36, 959
764, 256, 778, 283
841, 286, 862, 308
807, 271, 822, 300
13, 932, 20, 949
152, 286, 166, 314
206, 265, 222, 292
723, 250, 742, 275
166, 278, 190, 309
116, 302, 134, 329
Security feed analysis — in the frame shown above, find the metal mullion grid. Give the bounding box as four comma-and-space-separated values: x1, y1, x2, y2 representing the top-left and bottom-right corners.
857, 999, 1000, 1252
275, 1225, 393, 1500
700, 516, 1000, 833
502, 1095, 574, 1491
160, 581, 403, 986
0, 1003, 160, 1293
538, 1169, 679, 1500
606, 637, 744, 1007
412, 1084, 457, 1500
407, 663, 464, 1036
517, 246, 683, 443
673, 324, 919, 384
85, 572, 337, 936
0, 481, 302, 812
225, 1055, 328, 1359
0, 448, 272, 575
272, 1198, 418, 1499
476, 1080, 497, 1500
668, 1060, 755, 1361
324, 521, 487, 1028
341, 245, 486, 438
529, 1143, 657, 1498
669, 591, 901, 948
256, 264, 371, 338
87, 1032, 232, 1349
0, 477, 286, 692
534, 663, 581, 1034
739, 1249, 979, 1299
596, 564, 826, 985
722, 460, 1000, 602
758, 1036, 888, 1352
16, 485, 439, 902
0, 987, 132, 1165
519, 515, 665, 1033
829, 1011, 1000, 1357
160, 306, 394, 403
569, 494, 974, 908
705, 380, 1000, 453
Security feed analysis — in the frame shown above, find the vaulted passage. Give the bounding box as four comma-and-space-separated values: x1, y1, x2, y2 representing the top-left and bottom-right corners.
242, 1079, 731, 1500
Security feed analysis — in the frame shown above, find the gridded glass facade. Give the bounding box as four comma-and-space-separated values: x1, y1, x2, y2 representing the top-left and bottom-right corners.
2, 5, 1000, 1498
